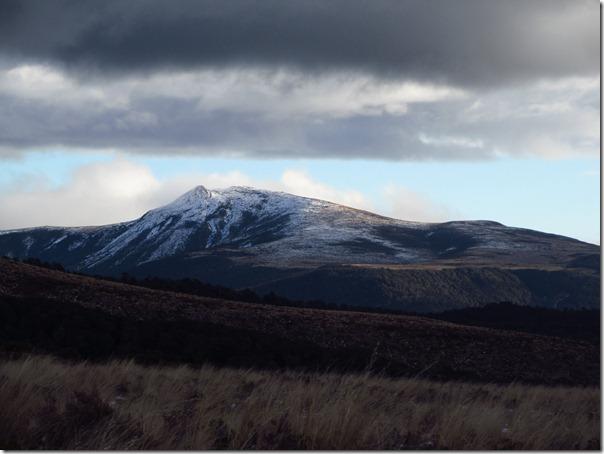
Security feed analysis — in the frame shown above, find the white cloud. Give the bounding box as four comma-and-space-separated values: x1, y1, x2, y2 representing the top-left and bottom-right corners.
0, 64, 128, 109
0, 63, 597, 160
277, 170, 371, 209
0, 159, 160, 227
134, 69, 467, 118
0, 64, 465, 119
418, 133, 484, 149
0, 158, 449, 228
458, 76, 599, 158
380, 184, 456, 223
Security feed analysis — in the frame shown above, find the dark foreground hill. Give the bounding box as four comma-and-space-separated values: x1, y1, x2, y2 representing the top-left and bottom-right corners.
0, 258, 598, 386
0, 185, 599, 312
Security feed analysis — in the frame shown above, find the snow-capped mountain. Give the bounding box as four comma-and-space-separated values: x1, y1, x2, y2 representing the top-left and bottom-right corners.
0, 185, 597, 275
0, 185, 599, 312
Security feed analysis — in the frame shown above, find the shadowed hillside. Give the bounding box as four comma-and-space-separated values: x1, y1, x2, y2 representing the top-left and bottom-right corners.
0, 258, 598, 386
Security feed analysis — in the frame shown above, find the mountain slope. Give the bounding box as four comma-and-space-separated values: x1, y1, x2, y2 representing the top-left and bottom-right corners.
0, 185, 598, 311
0, 258, 598, 386
0, 185, 597, 269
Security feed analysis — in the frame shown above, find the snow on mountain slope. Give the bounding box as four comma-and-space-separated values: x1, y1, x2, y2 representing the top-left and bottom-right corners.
0, 185, 597, 273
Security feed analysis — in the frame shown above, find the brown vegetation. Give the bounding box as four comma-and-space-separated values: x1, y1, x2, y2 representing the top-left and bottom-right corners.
0, 354, 599, 450
0, 259, 600, 449
0, 258, 599, 385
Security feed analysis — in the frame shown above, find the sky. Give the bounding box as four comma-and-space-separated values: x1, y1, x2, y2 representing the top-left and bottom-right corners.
0, 0, 600, 244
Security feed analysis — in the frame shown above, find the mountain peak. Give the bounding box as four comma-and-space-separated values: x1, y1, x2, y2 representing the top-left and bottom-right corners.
161, 185, 211, 211
186, 185, 210, 198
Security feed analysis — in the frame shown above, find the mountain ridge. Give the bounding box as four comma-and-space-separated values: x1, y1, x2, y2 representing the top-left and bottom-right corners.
0, 184, 576, 237
0, 184, 596, 262
0, 185, 598, 312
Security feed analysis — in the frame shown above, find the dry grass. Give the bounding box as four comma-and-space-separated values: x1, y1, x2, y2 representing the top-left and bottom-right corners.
0, 355, 599, 450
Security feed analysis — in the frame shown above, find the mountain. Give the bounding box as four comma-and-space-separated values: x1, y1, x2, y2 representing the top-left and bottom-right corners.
0, 185, 599, 312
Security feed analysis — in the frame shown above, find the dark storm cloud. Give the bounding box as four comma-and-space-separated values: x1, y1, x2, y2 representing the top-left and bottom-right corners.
0, 0, 598, 160
0, 0, 598, 87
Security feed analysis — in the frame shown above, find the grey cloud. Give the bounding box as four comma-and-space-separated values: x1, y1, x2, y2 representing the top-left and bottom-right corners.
1, 76, 597, 161
0, 0, 598, 88
0, 0, 598, 161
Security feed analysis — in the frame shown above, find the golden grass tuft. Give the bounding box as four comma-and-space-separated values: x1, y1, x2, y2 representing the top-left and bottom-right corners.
0, 355, 599, 450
